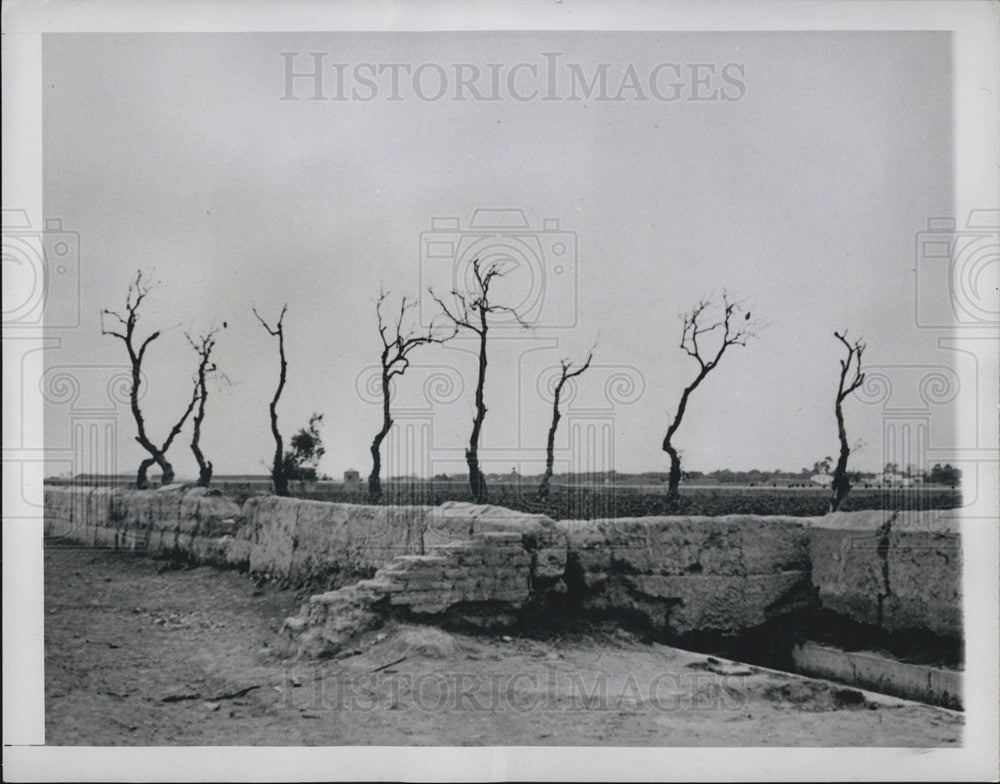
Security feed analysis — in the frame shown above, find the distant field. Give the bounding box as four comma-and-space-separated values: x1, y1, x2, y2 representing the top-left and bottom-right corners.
47, 478, 961, 520
218, 481, 960, 519
292, 486, 960, 520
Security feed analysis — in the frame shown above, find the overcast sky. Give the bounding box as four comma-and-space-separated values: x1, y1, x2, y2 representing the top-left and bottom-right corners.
41, 31, 955, 480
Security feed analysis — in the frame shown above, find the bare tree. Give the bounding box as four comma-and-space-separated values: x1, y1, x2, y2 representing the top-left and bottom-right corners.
538, 348, 594, 500
253, 304, 290, 497
101, 270, 199, 488
186, 325, 226, 487
662, 293, 762, 500
430, 258, 529, 502
369, 289, 454, 499
830, 330, 866, 512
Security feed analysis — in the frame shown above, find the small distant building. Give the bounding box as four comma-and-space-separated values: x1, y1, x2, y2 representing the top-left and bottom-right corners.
343, 470, 360, 491
810, 474, 834, 487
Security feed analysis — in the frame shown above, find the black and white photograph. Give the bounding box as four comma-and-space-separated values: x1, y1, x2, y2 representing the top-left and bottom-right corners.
3, 1, 998, 781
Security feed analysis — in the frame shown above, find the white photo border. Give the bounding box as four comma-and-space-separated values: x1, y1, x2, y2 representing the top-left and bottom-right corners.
3, 1, 997, 781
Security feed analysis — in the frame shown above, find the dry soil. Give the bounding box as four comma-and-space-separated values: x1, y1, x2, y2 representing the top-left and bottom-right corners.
44, 539, 963, 746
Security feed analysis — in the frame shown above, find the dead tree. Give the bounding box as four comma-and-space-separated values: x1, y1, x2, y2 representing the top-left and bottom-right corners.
101, 269, 199, 488
186, 325, 225, 487
253, 305, 290, 497
430, 258, 528, 503
830, 330, 866, 512
662, 293, 762, 500
538, 349, 594, 499
369, 289, 454, 499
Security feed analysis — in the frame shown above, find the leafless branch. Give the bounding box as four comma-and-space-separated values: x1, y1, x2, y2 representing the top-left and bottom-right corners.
560, 345, 595, 382
428, 288, 476, 333
252, 304, 287, 336
680, 291, 762, 372
834, 329, 866, 402
429, 257, 530, 334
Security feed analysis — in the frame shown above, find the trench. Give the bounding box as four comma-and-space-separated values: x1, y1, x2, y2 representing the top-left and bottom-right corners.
515, 553, 963, 710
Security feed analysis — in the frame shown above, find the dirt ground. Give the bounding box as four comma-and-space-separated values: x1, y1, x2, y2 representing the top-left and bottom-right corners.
44, 539, 963, 746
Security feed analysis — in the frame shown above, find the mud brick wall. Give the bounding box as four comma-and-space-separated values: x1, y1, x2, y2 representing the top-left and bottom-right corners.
242, 495, 433, 583
44, 487, 963, 646
804, 510, 961, 639
43, 485, 247, 567
380, 531, 532, 613
241, 498, 564, 586
42, 489, 564, 589
423, 502, 568, 587
278, 531, 536, 657
557, 515, 813, 635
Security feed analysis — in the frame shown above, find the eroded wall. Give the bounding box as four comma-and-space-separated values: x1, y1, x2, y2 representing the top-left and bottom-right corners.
43, 486, 962, 649
803, 510, 961, 639
557, 515, 813, 635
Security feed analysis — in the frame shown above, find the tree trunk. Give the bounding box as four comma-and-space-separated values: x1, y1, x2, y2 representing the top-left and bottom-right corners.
664, 444, 682, 500
191, 394, 211, 486
130, 361, 159, 489
272, 440, 288, 496
136, 457, 156, 489
129, 356, 195, 489
467, 448, 487, 503
830, 398, 851, 511
538, 390, 562, 499
190, 354, 213, 486
537, 468, 552, 500
137, 452, 173, 487
158, 454, 175, 486
663, 379, 701, 501
191, 438, 212, 486
467, 321, 489, 503
268, 327, 288, 496
368, 442, 383, 498
369, 373, 392, 499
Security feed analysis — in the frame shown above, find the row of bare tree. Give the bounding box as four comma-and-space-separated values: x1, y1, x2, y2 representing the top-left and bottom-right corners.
101, 263, 866, 511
